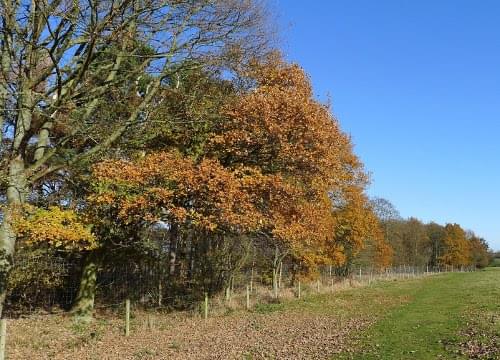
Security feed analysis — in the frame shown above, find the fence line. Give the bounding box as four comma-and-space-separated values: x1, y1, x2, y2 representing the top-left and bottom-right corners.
109, 264, 476, 337
0, 260, 477, 358
5, 255, 476, 318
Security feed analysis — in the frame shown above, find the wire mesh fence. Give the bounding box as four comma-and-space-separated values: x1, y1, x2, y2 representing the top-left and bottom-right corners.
4, 254, 477, 319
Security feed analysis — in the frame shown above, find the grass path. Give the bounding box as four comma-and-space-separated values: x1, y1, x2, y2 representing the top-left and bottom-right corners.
341, 268, 500, 359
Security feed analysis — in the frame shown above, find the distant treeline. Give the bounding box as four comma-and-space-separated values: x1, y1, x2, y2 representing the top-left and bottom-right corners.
490, 252, 500, 267
354, 198, 491, 270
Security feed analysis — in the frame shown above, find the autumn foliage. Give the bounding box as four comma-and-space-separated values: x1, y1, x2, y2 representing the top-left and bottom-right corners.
14, 206, 96, 251
8, 54, 488, 317
88, 56, 391, 277
90, 152, 263, 233
368, 201, 489, 269
440, 224, 472, 267
15, 54, 487, 310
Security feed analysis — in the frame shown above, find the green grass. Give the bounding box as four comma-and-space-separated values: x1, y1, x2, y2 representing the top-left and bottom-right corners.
337, 268, 500, 359
257, 269, 500, 359
348, 269, 500, 359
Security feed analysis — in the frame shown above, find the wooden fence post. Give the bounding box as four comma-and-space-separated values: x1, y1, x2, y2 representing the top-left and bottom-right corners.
317, 279, 320, 293
146, 314, 155, 331
278, 262, 283, 289
204, 292, 208, 319
225, 284, 231, 302
298, 281, 301, 299
250, 267, 254, 293
125, 299, 130, 337
0, 319, 6, 360
158, 281, 162, 307
246, 285, 250, 310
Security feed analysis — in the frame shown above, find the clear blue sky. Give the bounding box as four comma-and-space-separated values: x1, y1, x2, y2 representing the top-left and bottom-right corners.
276, 0, 500, 250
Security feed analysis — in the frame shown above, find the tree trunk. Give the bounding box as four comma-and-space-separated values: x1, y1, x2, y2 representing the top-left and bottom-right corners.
0, 157, 28, 317
272, 246, 278, 299
225, 276, 232, 302
33, 121, 53, 161
71, 253, 99, 321
169, 225, 178, 277
272, 267, 278, 298
250, 263, 254, 292
278, 261, 283, 288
